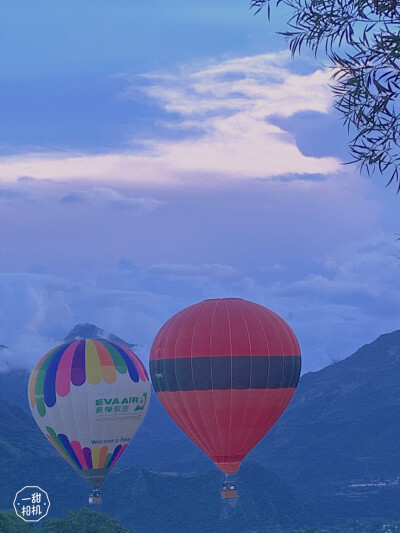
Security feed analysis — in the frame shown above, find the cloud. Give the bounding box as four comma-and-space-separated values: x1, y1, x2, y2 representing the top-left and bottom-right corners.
0, 178, 164, 212
0, 52, 340, 187
2, 230, 399, 374
285, 237, 399, 302
0, 175, 63, 204
0, 271, 170, 370
226, 235, 400, 371
0, 187, 28, 201
150, 263, 235, 278
256, 264, 285, 272
60, 187, 164, 212
149, 262, 236, 281
118, 259, 139, 272
17, 175, 59, 185
138, 52, 332, 118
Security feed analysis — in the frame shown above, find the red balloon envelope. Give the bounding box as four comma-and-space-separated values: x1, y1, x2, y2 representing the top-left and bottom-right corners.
150, 298, 301, 474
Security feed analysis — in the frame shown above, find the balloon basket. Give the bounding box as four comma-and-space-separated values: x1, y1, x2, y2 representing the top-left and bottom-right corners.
221, 480, 238, 499
89, 489, 102, 505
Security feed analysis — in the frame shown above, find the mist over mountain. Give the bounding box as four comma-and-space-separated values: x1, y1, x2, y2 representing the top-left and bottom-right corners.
62, 323, 137, 349
0, 323, 137, 411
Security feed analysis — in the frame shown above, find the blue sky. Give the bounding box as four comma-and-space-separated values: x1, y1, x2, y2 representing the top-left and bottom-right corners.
1, 0, 399, 373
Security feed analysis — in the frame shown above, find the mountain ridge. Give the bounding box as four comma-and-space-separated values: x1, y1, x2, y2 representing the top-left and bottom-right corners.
2, 325, 400, 523
62, 323, 137, 348
0, 397, 316, 532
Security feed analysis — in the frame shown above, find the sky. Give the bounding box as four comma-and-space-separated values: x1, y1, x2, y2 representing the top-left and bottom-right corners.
1, 0, 399, 373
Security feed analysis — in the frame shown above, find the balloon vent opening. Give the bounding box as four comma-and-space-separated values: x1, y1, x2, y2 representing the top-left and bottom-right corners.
216, 461, 240, 474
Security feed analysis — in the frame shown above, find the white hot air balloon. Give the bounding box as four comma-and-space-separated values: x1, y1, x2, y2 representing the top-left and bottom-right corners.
28, 339, 150, 501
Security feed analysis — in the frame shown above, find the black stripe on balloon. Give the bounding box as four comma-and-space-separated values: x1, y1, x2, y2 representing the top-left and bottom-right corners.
150, 355, 300, 393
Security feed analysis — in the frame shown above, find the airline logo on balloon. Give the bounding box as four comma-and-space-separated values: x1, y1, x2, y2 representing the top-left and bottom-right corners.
94, 392, 148, 418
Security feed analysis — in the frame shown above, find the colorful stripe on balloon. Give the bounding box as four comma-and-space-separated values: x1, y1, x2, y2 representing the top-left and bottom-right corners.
45, 426, 127, 471
29, 339, 148, 416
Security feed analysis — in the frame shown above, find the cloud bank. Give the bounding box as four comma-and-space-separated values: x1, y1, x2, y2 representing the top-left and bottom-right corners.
60, 187, 164, 212
0, 52, 340, 187
1, 233, 399, 373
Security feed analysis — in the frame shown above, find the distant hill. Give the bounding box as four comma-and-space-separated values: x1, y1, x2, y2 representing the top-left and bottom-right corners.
0, 397, 75, 517
0, 368, 30, 411
319, 520, 400, 533
0, 324, 317, 532
2, 327, 400, 525
0, 397, 315, 532
110, 461, 317, 533
62, 323, 137, 348
124, 329, 400, 521
251, 330, 400, 519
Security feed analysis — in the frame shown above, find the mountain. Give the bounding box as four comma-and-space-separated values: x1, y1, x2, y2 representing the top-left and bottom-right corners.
251, 330, 400, 520
0, 397, 73, 516
0, 398, 316, 532
124, 329, 400, 521
107, 462, 316, 533
62, 323, 137, 348
3, 326, 400, 526
0, 368, 30, 411
0, 324, 317, 531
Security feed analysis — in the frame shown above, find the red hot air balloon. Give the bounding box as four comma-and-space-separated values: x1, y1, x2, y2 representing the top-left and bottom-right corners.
150, 298, 301, 496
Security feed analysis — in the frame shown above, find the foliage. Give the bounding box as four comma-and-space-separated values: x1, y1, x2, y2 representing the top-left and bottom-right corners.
251, 0, 400, 191
38, 508, 136, 533
319, 519, 400, 532
0, 509, 136, 533
0, 510, 32, 532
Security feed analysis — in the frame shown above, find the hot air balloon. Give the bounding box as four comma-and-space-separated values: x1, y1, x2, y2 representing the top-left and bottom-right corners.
28, 339, 150, 503
150, 298, 301, 499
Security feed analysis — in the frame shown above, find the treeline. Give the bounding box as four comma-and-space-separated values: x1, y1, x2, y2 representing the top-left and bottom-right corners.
294, 522, 400, 533
2, 509, 400, 533
0, 508, 136, 533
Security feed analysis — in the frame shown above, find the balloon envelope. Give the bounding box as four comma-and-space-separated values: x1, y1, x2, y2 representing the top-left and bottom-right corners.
28, 339, 150, 487
150, 298, 301, 474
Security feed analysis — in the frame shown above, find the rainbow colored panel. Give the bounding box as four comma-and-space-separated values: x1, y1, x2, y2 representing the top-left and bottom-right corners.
45, 426, 127, 472
29, 339, 149, 416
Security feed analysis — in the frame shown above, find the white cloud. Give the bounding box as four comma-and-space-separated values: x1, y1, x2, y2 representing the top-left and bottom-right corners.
225, 235, 400, 371
285, 237, 399, 302
0, 271, 174, 370
139, 52, 332, 118
60, 187, 164, 212
0, 52, 340, 187
0, 175, 66, 204
149, 262, 236, 281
